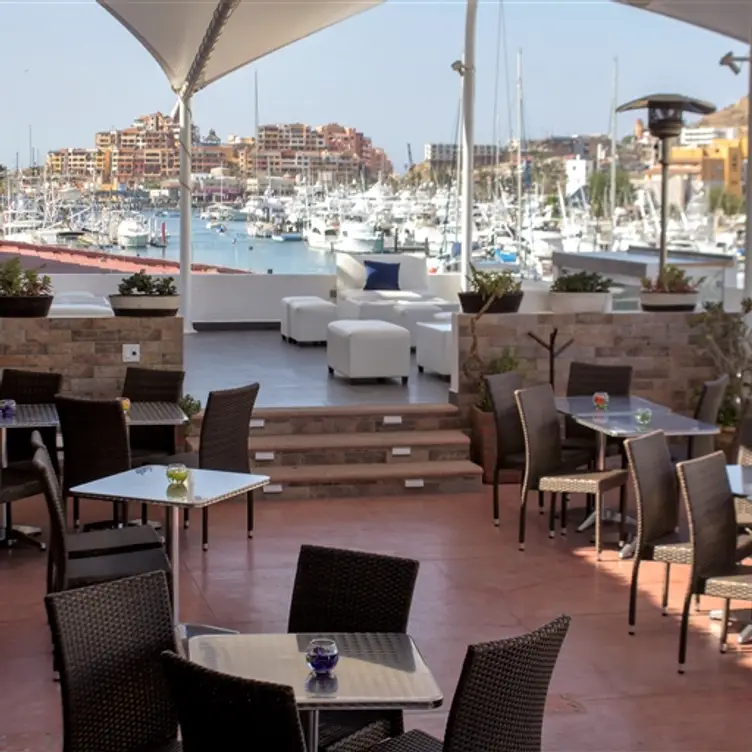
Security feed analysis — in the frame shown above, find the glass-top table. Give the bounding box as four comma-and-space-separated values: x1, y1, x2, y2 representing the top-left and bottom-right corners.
555, 395, 670, 417
186, 632, 443, 749
71, 466, 269, 621
726, 465, 752, 499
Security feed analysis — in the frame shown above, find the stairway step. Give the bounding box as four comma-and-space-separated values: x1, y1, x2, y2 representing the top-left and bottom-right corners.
259, 460, 483, 500
249, 429, 469, 466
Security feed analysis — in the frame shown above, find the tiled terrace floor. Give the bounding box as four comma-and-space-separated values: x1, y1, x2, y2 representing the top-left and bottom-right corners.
184, 330, 450, 407
2, 487, 752, 751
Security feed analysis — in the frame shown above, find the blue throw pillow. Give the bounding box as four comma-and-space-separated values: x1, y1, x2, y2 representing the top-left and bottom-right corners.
363, 260, 400, 291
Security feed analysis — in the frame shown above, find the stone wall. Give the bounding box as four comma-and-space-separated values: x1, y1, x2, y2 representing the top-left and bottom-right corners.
454, 312, 716, 418
0, 317, 183, 396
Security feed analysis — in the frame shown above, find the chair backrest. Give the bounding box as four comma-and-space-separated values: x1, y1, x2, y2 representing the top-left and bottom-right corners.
44, 572, 178, 752
288, 544, 419, 633
624, 431, 680, 548
55, 395, 131, 495
689, 374, 729, 459
122, 366, 185, 455
443, 615, 571, 752
565, 361, 632, 441
515, 383, 563, 490
32, 440, 67, 588
677, 451, 738, 581
485, 372, 525, 460
199, 383, 260, 472
161, 651, 306, 752
0, 368, 62, 470
731, 398, 752, 465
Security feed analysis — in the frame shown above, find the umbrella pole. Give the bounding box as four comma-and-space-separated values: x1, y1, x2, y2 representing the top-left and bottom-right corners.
179, 95, 195, 334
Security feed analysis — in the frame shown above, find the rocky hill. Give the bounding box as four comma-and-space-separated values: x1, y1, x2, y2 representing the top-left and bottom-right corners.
696, 96, 748, 128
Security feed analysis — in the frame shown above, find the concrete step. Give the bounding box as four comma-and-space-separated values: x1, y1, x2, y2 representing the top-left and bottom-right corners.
259, 460, 483, 500
249, 429, 470, 467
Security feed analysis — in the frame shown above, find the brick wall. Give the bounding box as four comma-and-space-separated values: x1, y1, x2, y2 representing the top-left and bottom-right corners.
454, 312, 716, 418
0, 317, 183, 396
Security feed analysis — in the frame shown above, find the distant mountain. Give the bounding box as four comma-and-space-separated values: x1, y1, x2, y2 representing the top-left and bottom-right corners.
695, 96, 748, 128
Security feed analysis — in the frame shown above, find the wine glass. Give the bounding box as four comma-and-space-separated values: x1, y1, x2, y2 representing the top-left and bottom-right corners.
592, 392, 610, 411
305, 638, 339, 676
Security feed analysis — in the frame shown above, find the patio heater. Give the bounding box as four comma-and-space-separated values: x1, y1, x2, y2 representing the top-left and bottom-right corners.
616, 95, 715, 276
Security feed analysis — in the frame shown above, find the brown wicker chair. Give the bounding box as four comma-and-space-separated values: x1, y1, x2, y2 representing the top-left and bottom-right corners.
56, 395, 132, 531
676, 451, 752, 673
288, 544, 419, 752
159, 383, 259, 550
161, 651, 306, 752
367, 615, 571, 752
515, 383, 628, 556
672, 374, 729, 462
0, 368, 62, 549
44, 571, 180, 752
485, 372, 531, 527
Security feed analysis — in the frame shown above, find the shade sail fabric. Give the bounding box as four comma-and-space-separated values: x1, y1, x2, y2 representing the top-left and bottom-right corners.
614, 0, 752, 44
97, 0, 384, 94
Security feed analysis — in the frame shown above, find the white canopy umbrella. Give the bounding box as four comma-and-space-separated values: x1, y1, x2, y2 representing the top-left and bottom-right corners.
96, 0, 383, 329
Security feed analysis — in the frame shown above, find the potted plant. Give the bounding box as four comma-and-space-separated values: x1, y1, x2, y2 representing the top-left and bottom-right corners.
458, 266, 524, 314
639, 264, 701, 312
0, 258, 53, 318
110, 269, 180, 317
470, 348, 520, 483
549, 270, 613, 314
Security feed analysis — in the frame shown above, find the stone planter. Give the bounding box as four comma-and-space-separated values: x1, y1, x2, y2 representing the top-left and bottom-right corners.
109, 294, 180, 317
0, 295, 53, 318
549, 291, 611, 314
458, 291, 524, 314
639, 291, 698, 312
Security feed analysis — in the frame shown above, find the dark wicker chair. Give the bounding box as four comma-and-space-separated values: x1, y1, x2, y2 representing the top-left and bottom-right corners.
485, 372, 529, 527
515, 383, 628, 556
56, 395, 132, 531
161, 651, 306, 752
369, 615, 572, 752
730, 398, 752, 528
0, 368, 62, 549
122, 366, 185, 524
32, 433, 165, 592
672, 374, 729, 462
159, 383, 259, 550
288, 544, 419, 752
33, 441, 170, 594
45, 571, 180, 752
676, 451, 752, 673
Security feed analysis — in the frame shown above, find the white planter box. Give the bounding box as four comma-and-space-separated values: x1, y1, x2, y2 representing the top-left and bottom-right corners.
639, 291, 698, 312
549, 292, 611, 314
109, 295, 180, 317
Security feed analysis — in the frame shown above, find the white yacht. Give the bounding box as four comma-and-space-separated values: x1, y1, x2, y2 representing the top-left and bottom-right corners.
117, 218, 149, 249
304, 218, 338, 252
333, 219, 384, 254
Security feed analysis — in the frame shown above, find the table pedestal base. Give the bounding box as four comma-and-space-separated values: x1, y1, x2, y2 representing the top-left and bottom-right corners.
709, 608, 752, 644
306, 709, 320, 752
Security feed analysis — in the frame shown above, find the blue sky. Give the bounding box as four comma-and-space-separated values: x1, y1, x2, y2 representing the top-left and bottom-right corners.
0, 1, 746, 172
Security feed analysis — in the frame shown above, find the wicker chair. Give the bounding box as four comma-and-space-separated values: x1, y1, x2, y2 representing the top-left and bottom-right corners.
56, 395, 132, 531
676, 451, 752, 673
288, 544, 419, 752
672, 374, 729, 462
515, 383, 628, 556
45, 571, 180, 752
729, 398, 752, 528
159, 383, 259, 550
368, 615, 572, 752
161, 651, 306, 752
485, 372, 530, 527
0, 368, 62, 549
33, 441, 170, 594
122, 366, 185, 524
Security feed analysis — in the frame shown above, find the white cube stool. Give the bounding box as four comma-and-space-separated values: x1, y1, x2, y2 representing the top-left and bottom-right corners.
327, 320, 411, 384
280, 296, 324, 342
416, 321, 452, 378
337, 298, 398, 322
433, 311, 453, 321
393, 302, 442, 347
288, 298, 338, 345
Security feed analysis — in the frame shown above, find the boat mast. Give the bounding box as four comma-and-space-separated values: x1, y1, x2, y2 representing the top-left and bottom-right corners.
254, 70, 259, 194
515, 49, 522, 260
609, 57, 618, 236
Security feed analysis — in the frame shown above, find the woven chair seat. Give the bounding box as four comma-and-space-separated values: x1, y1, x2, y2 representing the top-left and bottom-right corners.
0, 464, 43, 504
370, 730, 442, 752
539, 469, 628, 495
736, 496, 752, 527
67, 525, 162, 559
319, 715, 393, 752
67, 547, 171, 590
648, 532, 752, 567
704, 565, 752, 600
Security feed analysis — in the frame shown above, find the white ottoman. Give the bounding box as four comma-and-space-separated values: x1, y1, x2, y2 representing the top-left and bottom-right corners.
393, 302, 442, 347
433, 311, 453, 321
416, 321, 452, 378
288, 298, 338, 345
327, 320, 411, 384
280, 296, 324, 341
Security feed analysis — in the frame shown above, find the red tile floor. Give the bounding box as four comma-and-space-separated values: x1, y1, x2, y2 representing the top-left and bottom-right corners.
1, 487, 751, 751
